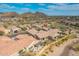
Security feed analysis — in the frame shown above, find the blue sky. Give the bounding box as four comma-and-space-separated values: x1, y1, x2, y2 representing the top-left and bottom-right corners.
0, 3, 79, 16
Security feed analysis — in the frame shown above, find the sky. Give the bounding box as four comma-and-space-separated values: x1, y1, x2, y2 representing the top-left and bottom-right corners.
0, 3, 79, 16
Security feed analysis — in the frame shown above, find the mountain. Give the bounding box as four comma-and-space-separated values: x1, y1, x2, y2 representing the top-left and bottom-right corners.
0, 12, 47, 18
21, 12, 47, 18
21, 12, 34, 17
34, 12, 47, 17
0, 12, 19, 17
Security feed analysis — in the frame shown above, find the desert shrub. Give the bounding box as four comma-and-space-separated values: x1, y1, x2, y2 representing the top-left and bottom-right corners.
0, 31, 4, 36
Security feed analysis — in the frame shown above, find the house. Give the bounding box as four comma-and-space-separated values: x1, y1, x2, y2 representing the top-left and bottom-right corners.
26, 28, 38, 38
48, 29, 61, 38
0, 34, 37, 56
35, 29, 61, 40
42, 27, 49, 31
32, 24, 42, 31
10, 26, 21, 34
36, 30, 49, 39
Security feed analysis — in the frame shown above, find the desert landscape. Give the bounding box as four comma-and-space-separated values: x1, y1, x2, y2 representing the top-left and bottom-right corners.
0, 3, 79, 56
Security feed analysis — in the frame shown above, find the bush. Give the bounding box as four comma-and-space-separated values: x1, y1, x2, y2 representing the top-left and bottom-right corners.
0, 31, 5, 36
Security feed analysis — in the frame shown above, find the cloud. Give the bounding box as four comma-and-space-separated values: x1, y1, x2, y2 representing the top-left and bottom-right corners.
0, 4, 16, 9
17, 8, 32, 13
37, 6, 79, 16
21, 8, 30, 11
47, 3, 79, 10
38, 3, 46, 6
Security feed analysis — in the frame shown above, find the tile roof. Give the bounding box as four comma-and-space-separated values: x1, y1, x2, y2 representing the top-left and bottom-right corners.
36, 29, 60, 39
